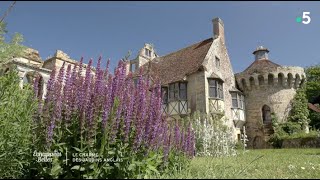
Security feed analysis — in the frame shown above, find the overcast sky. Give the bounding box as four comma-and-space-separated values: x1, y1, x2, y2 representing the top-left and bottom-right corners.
1, 1, 319, 73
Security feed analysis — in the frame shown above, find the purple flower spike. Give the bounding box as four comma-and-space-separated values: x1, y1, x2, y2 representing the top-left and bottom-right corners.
46, 63, 65, 148
54, 62, 66, 121
78, 57, 84, 76
104, 58, 110, 79
34, 56, 197, 164
63, 64, 72, 124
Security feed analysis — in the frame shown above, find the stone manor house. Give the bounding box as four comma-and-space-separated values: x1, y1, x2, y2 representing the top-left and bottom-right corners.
0, 17, 306, 149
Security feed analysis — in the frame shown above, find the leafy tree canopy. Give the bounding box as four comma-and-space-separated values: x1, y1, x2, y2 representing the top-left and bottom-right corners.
288, 87, 310, 126
305, 64, 320, 129
0, 21, 26, 65
305, 64, 320, 103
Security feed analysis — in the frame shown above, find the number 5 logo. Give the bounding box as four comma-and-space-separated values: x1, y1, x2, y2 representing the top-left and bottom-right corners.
302, 12, 311, 24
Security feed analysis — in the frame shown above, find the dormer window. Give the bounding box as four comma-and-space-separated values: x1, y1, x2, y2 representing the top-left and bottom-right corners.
208, 79, 224, 99
231, 92, 245, 109
145, 48, 152, 57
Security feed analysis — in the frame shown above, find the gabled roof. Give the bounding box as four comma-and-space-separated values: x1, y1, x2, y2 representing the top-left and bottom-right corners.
243, 59, 281, 75
229, 86, 242, 93
136, 38, 213, 85
208, 72, 223, 81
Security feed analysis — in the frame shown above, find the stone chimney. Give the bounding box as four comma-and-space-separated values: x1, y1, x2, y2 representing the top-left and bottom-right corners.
212, 17, 225, 43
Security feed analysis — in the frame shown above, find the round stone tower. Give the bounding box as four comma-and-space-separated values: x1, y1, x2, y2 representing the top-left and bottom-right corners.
235, 46, 306, 149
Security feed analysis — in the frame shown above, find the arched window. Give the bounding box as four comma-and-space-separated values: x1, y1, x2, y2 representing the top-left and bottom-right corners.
262, 105, 272, 124
23, 72, 33, 85
287, 73, 293, 87
294, 74, 300, 88
258, 75, 264, 85
241, 78, 246, 89
300, 75, 305, 87
24, 71, 39, 83
268, 74, 274, 85
249, 77, 255, 87
278, 73, 284, 86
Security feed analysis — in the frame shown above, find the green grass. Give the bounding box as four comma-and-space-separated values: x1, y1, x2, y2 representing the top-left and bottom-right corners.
153, 149, 320, 179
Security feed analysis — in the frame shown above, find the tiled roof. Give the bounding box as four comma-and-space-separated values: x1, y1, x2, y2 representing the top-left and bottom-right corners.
136, 38, 213, 85
243, 59, 281, 74
308, 103, 320, 113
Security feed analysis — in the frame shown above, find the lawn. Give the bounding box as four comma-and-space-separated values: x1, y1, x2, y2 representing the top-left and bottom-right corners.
153, 149, 320, 179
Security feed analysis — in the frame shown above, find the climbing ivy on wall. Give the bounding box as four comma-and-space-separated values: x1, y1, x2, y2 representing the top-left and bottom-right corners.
288, 87, 310, 129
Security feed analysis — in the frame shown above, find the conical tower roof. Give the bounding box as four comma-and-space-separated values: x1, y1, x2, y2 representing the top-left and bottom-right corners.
243, 46, 281, 74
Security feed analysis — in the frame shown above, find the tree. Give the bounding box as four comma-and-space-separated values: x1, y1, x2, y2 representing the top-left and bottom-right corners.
305, 64, 320, 129
288, 87, 310, 133
305, 64, 320, 101
0, 21, 26, 65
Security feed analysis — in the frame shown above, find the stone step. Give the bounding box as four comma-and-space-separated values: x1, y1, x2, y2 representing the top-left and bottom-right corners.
264, 129, 274, 131
263, 124, 273, 128
263, 123, 274, 137
264, 129, 274, 135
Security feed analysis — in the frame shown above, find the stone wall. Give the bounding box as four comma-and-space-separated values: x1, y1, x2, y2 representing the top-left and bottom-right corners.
202, 18, 240, 140
42, 50, 93, 77
43, 50, 78, 70
23, 48, 43, 63
187, 71, 206, 113
235, 65, 306, 148
244, 85, 298, 148
236, 66, 306, 91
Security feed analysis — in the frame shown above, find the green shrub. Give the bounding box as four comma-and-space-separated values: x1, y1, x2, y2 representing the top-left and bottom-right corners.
281, 130, 320, 140
235, 141, 244, 150
281, 122, 302, 135
288, 87, 310, 130
191, 111, 237, 157
0, 69, 37, 178
309, 107, 320, 130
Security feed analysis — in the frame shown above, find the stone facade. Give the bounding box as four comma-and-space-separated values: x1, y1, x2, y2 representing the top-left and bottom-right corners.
202, 18, 240, 138
128, 17, 245, 141
235, 47, 306, 148
128, 17, 306, 146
